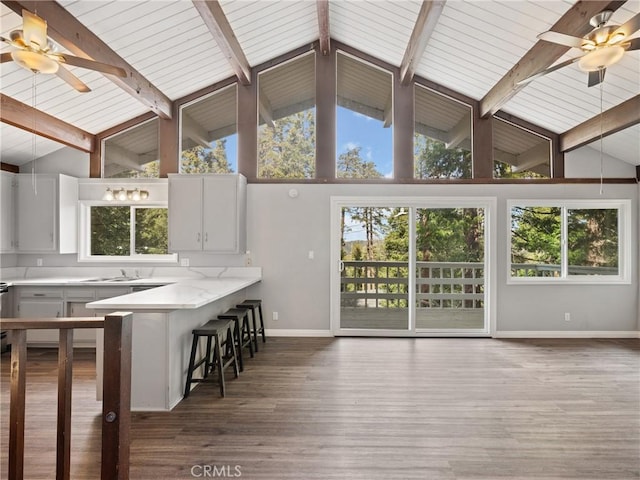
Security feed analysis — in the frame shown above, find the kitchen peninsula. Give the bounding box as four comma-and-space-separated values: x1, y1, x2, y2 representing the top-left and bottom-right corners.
85, 268, 261, 411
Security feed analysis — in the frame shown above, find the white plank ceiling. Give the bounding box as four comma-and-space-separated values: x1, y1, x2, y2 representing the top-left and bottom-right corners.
1, 0, 638, 168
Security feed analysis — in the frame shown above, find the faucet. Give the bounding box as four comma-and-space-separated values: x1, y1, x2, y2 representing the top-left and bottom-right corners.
120, 269, 127, 278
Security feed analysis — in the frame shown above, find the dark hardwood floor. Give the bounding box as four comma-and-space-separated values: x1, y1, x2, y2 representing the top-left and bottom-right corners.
1, 337, 639, 479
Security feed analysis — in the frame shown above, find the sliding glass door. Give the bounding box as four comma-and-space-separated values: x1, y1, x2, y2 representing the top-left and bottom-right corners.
339, 207, 409, 331
331, 197, 493, 336
414, 207, 485, 331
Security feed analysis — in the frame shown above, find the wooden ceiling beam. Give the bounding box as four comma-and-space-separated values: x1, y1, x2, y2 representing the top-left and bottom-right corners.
479, 0, 627, 118
3, 1, 172, 119
560, 95, 640, 152
193, 0, 251, 85
317, 0, 331, 56
0, 93, 95, 152
400, 0, 446, 86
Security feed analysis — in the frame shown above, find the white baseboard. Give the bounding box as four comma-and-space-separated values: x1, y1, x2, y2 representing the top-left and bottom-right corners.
494, 330, 640, 339
265, 329, 333, 337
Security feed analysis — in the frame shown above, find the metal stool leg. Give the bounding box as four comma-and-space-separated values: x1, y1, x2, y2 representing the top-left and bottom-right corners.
184, 333, 200, 398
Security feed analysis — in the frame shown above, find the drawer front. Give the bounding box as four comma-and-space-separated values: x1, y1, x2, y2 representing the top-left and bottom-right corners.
17, 287, 63, 299
65, 287, 96, 301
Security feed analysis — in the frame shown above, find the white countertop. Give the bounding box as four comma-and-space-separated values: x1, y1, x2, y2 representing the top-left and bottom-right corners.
86, 276, 260, 310
1, 267, 262, 311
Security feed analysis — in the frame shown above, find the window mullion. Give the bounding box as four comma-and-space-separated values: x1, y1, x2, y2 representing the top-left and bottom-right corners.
130, 206, 136, 256
561, 207, 568, 278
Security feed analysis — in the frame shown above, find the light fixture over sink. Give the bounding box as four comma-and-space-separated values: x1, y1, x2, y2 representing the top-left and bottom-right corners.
103, 187, 150, 202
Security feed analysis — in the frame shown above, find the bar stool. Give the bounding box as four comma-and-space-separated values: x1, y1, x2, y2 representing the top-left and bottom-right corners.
218, 308, 254, 372
184, 319, 239, 398
236, 299, 266, 352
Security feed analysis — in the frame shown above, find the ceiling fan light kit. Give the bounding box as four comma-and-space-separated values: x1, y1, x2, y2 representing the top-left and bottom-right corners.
524, 9, 639, 87
2, 9, 126, 92
578, 45, 625, 72
10, 49, 59, 74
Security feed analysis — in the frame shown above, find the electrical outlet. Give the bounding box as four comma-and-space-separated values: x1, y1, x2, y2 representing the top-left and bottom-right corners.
180, 258, 189, 267
36, 258, 43, 266
564, 312, 571, 322
272, 311, 279, 321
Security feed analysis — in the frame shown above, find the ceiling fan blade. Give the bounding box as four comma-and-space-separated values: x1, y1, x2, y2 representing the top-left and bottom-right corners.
610, 12, 640, 41
624, 37, 640, 51
56, 64, 91, 93
537, 31, 589, 48
587, 69, 606, 88
517, 57, 581, 86
0, 52, 12, 63
22, 9, 48, 49
57, 54, 127, 77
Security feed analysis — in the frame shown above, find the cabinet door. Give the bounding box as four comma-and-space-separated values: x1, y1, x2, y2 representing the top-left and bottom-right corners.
0, 173, 15, 252
17, 176, 56, 252
68, 302, 96, 346
19, 299, 64, 345
203, 176, 238, 252
168, 176, 203, 251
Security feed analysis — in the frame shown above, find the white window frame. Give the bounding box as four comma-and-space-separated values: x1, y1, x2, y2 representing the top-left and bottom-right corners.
78, 201, 177, 263
507, 199, 631, 284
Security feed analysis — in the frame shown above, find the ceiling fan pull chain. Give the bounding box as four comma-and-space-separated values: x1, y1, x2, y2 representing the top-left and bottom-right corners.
31, 71, 38, 195
599, 69, 604, 196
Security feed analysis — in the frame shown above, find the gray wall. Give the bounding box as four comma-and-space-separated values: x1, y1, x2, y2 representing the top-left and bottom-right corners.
246, 183, 638, 334
565, 146, 636, 178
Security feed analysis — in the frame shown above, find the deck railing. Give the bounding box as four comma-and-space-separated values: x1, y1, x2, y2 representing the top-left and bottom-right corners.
341, 261, 484, 309
341, 260, 617, 311
1, 312, 133, 480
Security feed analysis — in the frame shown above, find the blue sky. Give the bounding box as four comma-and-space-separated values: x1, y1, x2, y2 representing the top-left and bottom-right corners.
218, 107, 393, 176
336, 106, 393, 177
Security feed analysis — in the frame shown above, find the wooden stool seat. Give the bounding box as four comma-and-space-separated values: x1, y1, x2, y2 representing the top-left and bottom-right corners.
218, 308, 254, 371
184, 319, 239, 398
236, 299, 266, 352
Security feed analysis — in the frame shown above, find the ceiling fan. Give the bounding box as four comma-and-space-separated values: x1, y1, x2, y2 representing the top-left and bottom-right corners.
0, 9, 126, 92
521, 10, 640, 87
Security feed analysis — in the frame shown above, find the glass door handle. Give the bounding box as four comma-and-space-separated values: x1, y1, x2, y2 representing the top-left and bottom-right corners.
339, 260, 344, 272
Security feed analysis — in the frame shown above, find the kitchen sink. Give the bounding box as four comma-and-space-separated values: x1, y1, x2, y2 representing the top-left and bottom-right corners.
80, 277, 142, 283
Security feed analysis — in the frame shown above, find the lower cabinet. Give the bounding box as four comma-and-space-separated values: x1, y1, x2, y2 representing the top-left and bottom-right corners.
19, 296, 64, 345
17, 286, 132, 347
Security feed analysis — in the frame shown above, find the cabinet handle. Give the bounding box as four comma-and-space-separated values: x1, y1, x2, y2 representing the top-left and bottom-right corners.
57, 312, 60, 318
34, 293, 45, 297
204, 232, 208, 243
197, 232, 201, 242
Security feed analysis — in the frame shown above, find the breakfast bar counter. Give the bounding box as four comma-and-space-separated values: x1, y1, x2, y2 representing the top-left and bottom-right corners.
86, 270, 261, 411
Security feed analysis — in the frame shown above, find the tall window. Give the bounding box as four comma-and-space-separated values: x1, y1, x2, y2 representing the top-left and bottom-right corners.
509, 200, 630, 282
180, 85, 237, 174
336, 52, 393, 179
104, 118, 159, 178
494, 118, 551, 178
414, 85, 472, 179
258, 53, 316, 179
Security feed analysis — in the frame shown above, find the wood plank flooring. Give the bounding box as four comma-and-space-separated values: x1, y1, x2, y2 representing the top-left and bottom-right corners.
1, 337, 639, 480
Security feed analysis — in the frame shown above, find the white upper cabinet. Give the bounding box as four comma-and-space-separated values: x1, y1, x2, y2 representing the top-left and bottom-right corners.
0, 171, 16, 253
16, 174, 78, 253
168, 174, 246, 253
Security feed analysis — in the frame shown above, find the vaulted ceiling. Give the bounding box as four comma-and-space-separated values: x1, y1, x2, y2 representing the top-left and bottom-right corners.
1, 0, 638, 169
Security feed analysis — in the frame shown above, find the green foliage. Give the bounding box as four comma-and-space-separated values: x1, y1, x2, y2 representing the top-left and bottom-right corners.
135, 208, 169, 254
91, 206, 130, 256
91, 206, 169, 257
414, 208, 484, 262
414, 134, 471, 179
181, 140, 233, 174
494, 160, 545, 179
511, 206, 561, 265
258, 110, 315, 178
337, 146, 382, 179
567, 209, 618, 269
